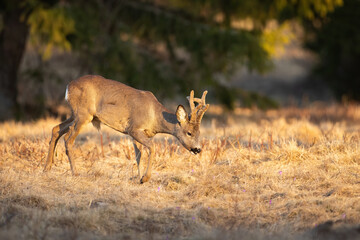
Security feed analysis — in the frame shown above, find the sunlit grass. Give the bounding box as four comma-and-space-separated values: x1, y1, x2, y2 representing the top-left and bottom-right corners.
0, 104, 359, 239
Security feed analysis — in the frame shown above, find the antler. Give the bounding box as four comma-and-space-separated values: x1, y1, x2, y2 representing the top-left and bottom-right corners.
187, 90, 210, 123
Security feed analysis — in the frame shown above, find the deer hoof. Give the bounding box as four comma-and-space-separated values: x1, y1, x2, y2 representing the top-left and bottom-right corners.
140, 175, 150, 184
43, 165, 51, 172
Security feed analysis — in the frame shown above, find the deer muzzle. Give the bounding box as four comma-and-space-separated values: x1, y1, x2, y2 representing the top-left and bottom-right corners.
190, 147, 201, 155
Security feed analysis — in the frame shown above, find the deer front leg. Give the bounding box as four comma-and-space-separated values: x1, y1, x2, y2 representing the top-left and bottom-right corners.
133, 141, 142, 179
140, 146, 153, 184
129, 130, 153, 184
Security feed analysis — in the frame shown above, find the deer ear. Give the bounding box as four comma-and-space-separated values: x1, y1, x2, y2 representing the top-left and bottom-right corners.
176, 105, 188, 124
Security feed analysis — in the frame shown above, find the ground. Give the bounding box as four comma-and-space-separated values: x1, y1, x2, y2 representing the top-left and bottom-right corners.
0, 105, 359, 239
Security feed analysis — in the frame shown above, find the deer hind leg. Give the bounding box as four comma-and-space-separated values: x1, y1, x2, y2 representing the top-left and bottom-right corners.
44, 116, 74, 172
129, 130, 153, 184
63, 115, 91, 175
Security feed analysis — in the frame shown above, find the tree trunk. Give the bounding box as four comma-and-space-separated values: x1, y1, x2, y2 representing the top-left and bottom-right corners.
0, 3, 29, 120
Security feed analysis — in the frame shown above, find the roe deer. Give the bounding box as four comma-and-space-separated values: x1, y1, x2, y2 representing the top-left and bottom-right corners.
43, 75, 209, 183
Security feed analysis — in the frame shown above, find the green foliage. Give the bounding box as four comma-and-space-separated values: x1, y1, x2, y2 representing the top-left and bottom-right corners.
168, 0, 343, 26
305, 0, 360, 101
65, 0, 273, 103
65, 0, 346, 107
20, 0, 347, 108
275, 0, 343, 20
27, 4, 75, 60
261, 22, 294, 57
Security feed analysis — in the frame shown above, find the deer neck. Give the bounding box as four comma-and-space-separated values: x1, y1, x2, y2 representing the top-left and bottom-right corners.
156, 109, 179, 135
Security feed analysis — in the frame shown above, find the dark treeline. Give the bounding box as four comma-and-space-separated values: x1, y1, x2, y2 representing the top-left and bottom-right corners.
0, 0, 357, 120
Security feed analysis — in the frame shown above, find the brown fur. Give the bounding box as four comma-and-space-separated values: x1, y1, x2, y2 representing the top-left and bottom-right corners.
43, 75, 209, 183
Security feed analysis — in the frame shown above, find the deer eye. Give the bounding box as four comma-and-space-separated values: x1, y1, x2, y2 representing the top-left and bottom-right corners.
187, 132, 192, 136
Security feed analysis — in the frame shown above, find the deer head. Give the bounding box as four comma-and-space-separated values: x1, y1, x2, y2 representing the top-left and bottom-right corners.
175, 90, 209, 154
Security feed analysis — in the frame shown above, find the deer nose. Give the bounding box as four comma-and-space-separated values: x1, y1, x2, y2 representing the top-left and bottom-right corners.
190, 148, 201, 154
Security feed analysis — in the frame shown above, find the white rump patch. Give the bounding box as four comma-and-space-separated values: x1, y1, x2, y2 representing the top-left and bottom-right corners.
65, 85, 69, 101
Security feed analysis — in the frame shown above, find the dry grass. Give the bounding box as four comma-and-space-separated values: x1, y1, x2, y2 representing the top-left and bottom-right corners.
0, 104, 359, 239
